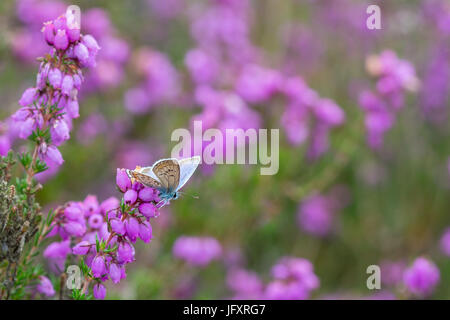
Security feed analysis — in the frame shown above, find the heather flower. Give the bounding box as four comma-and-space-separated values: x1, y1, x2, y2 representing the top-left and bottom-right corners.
125, 217, 139, 242
117, 241, 135, 264
88, 214, 103, 229
54, 29, 69, 50
380, 260, 406, 287
265, 257, 319, 300
227, 268, 263, 299
36, 276, 55, 297
403, 257, 440, 297
440, 228, 450, 256
297, 194, 334, 237
91, 255, 106, 278
93, 283, 106, 300
124, 189, 138, 205
110, 218, 125, 235
138, 221, 152, 243
109, 263, 121, 284
19, 87, 37, 107
72, 241, 92, 255
235, 64, 282, 103
172, 236, 222, 267
116, 168, 131, 192
43, 240, 71, 260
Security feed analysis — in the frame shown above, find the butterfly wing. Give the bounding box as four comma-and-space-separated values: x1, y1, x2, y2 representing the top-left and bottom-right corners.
176, 156, 200, 191
127, 169, 162, 189
152, 159, 180, 192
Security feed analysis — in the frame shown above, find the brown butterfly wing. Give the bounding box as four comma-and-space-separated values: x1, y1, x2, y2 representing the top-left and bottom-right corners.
130, 171, 162, 189
152, 159, 180, 191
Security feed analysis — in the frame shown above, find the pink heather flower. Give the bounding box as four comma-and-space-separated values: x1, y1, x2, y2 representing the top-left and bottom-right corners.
0, 135, 11, 156
125, 217, 140, 242
297, 194, 334, 237
18, 118, 34, 139
61, 75, 74, 96
64, 221, 85, 237
227, 268, 263, 298
91, 256, 106, 278
185, 48, 218, 84
43, 240, 71, 260
116, 168, 131, 192
100, 197, 120, 215
235, 64, 282, 103
19, 87, 37, 107
83, 195, 100, 216
109, 263, 121, 284
403, 257, 440, 297
54, 29, 69, 50
37, 276, 55, 297
313, 98, 345, 126
50, 120, 70, 146
110, 218, 125, 235
64, 203, 83, 220
138, 202, 157, 219
48, 68, 62, 89
45, 146, 64, 165
172, 236, 222, 267
117, 242, 134, 264
138, 221, 152, 243
88, 214, 104, 229
74, 43, 89, 63
66, 99, 80, 118
138, 187, 156, 202
380, 260, 406, 286
266, 257, 319, 300
93, 283, 106, 300
124, 189, 137, 205
82, 35, 101, 53
72, 241, 91, 255
440, 228, 450, 256
42, 21, 55, 45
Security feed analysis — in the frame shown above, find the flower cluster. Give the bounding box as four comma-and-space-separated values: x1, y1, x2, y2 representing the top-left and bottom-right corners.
226, 257, 319, 300
403, 257, 440, 297
297, 186, 350, 237
124, 48, 180, 114
359, 50, 419, 149
43, 168, 162, 299
264, 257, 320, 300
172, 236, 222, 267
7, 12, 100, 178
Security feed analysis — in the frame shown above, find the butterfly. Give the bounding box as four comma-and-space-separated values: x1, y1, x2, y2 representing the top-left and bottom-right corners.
126, 156, 201, 208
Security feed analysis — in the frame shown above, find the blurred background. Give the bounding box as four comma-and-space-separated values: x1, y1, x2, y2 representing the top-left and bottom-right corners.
1, 0, 450, 299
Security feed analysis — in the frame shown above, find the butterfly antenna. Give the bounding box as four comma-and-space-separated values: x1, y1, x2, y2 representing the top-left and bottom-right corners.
178, 191, 199, 199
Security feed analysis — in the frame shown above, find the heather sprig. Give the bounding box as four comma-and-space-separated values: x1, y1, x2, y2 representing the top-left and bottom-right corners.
43, 168, 161, 299
0, 11, 99, 299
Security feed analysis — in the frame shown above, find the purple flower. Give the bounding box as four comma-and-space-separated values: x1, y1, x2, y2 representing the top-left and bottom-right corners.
125, 217, 139, 242
441, 228, 450, 256
93, 283, 106, 300
138, 187, 156, 202
74, 43, 89, 63
44, 145, 64, 165
91, 255, 106, 278
82, 34, 101, 53
48, 68, 62, 89
110, 218, 125, 235
109, 263, 121, 284
227, 268, 263, 299
138, 221, 152, 243
43, 240, 71, 260
88, 214, 104, 229
50, 120, 70, 146
403, 257, 440, 297
61, 75, 74, 96
72, 241, 91, 255
117, 241, 134, 264
36, 276, 55, 297
54, 29, 69, 50
124, 189, 137, 205
116, 168, 131, 192
297, 194, 333, 237
42, 21, 55, 45
172, 236, 222, 267
64, 221, 85, 237
19, 87, 37, 107
100, 197, 120, 215
138, 202, 157, 219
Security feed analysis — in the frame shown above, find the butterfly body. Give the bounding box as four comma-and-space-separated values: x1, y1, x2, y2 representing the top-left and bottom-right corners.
126, 156, 200, 208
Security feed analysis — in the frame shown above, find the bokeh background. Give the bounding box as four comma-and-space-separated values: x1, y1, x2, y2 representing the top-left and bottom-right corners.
1, 0, 450, 299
